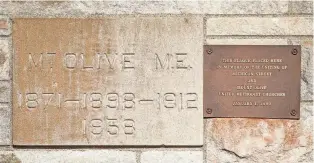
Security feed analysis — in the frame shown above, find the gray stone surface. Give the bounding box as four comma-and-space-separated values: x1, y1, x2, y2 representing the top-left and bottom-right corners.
0, 16, 10, 36
0, 1, 292, 16
206, 38, 288, 45
0, 150, 136, 163
206, 17, 312, 36
288, 38, 313, 101
0, 38, 10, 80
197, 1, 288, 15
288, 1, 313, 14
0, 104, 10, 145
206, 38, 313, 101
0, 81, 10, 103
205, 102, 313, 162
141, 151, 203, 163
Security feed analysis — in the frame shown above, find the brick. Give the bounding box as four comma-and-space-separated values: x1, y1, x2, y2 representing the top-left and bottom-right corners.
206, 17, 313, 36
205, 102, 313, 162
12, 17, 203, 146
0, 104, 10, 145
141, 151, 203, 163
0, 38, 10, 80
206, 38, 313, 101
0, 150, 136, 163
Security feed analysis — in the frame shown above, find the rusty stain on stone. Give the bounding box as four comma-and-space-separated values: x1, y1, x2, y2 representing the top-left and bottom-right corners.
0, 20, 8, 29
208, 116, 312, 158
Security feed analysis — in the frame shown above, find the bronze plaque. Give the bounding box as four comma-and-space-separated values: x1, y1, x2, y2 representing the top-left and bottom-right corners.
204, 45, 300, 119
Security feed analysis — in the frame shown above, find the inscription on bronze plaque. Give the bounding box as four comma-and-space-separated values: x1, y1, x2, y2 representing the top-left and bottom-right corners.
204, 45, 300, 119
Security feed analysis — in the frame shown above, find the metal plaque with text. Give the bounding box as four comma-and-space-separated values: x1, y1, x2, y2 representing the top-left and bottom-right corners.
204, 45, 300, 119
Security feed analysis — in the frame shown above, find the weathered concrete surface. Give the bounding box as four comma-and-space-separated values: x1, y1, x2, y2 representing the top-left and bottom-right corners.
12, 17, 203, 146
205, 102, 313, 162
141, 151, 203, 163
206, 38, 313, 101
0, 38, 10, 80
0, 150, 136, 163
206, 17, 313, 36
0, 104, 10, 145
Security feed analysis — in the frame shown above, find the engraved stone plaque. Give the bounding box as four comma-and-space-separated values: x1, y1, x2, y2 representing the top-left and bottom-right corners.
13, 18, 203, 145
204, 45, 300, 119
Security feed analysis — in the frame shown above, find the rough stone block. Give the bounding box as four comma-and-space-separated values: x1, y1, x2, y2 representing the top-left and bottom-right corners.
206, 38, 313, 101
141, 151, 203, 163
288, 38, 313, 101
197, 1, 288, 14
0, 81, 10, 103
0, 16, 10, 36
0, 150, 136, 163
12, 17, 203, 146
206, 39, 288, 45
0, 1, 289, 16
206, 17, 313, 36
288, 1, 313, 14
0, 104, 10, 145
0, 38, 10, 80
205, 102, 313, 162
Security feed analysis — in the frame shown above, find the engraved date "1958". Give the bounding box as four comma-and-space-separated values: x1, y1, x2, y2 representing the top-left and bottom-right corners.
84, 117, 135, 136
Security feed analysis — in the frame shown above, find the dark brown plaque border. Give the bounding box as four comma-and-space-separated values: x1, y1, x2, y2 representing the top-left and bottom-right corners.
203, 45, 301, 119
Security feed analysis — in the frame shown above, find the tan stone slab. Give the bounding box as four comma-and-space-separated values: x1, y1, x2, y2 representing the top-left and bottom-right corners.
12, 17, 203, 146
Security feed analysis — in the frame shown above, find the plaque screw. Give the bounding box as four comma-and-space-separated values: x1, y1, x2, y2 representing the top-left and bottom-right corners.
207, 48, 213, 55
291, 48, 298, 55
290, 110, 297, 116
206, 108, 212, 114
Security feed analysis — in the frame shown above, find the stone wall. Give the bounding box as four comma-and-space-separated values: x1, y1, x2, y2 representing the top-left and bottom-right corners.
0, 1, 312, 163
